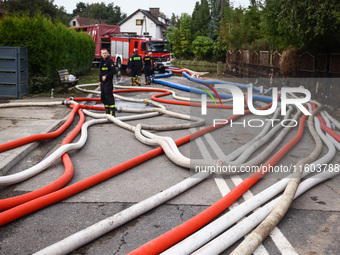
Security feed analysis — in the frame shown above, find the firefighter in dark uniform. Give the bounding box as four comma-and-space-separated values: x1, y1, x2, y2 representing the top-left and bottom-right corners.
143, 52, 152, 85
127, 49, 143, 86
99, 48, 116, 116
149, 52, 157, 83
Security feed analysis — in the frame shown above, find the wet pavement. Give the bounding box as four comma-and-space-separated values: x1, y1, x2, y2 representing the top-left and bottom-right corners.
0, 75, 340, 254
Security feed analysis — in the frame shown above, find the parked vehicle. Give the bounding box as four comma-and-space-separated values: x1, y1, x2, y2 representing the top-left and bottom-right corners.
71, 24, 120, 65
110, 35, 171, 72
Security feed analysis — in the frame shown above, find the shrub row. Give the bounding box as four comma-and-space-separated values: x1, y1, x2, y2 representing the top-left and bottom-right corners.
171, 59, 217, 68
0, 14, 95, 93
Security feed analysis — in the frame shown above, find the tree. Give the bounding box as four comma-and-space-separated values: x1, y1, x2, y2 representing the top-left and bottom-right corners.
227, 7, 247, 49
56, 6, 71, 26
0, 13, 95, 93
192, 36, 214, 59
72, 2, 126, 25
207, 0, 222, 40
191, 0, 211, 37
3, 0, 57, 19
167, 13, 193, 57
72, 2, 87, 16
191, 1, 201, 36
220, 4, 242, 50
81, 3, 107, 20
170, 13, 180, 27
219, 2, 265, 51
178, 13, 193, 56
106, 3, 126, 25
242, 3, 263, 48
262, 0, 340, 52
167, 26, 182, 56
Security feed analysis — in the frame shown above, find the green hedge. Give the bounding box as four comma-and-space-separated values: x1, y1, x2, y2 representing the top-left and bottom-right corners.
0, 14, 95, 93
171, 59, 217, 68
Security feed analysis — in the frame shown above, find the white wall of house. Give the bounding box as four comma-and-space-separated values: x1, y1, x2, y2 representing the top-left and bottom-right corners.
119, 11, 163, 39
69, 18, 79, 27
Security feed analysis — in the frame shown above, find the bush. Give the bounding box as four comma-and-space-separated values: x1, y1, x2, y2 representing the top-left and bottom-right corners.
171, 59, 217, 68
0, 13, 95, 93
28, 74, 55, 94
280, 48, 299, 77
192, 36, 214, 59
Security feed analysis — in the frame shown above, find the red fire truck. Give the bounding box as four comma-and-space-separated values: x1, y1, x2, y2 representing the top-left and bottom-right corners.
110, 35, 171, 72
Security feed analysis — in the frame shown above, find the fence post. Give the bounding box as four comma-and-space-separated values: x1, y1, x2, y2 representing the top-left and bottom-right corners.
16, 47, 20, 98
323, 53, 331, 105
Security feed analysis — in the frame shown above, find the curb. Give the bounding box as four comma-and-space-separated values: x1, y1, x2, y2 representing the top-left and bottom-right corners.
0, 90, 97, 177
0, 116, 66, 177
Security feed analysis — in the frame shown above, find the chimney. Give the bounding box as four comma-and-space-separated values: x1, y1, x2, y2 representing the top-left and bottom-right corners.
149, 8, 160, 19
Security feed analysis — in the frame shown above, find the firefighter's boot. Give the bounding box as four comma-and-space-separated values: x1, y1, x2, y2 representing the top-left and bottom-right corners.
104, 105, 110, 114
145, 78, 150, 85
131, 77, 136, 86
109, 105, 115, 117
137, 76, 141, 86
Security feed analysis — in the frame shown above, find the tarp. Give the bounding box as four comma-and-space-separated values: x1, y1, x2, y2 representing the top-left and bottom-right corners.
72, 24, 120, 58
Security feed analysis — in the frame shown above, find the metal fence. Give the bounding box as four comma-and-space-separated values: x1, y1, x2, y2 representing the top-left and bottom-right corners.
0, 47, 28, 99
226, 50, 340, 109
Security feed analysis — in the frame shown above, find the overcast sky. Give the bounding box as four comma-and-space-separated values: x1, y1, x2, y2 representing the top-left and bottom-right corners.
53, 0, 250, 18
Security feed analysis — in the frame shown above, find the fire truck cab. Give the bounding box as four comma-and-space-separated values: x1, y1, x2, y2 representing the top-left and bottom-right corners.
110, 35, 171, 72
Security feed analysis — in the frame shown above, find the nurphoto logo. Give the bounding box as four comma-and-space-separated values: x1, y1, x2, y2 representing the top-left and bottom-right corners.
201, 85, 312, 117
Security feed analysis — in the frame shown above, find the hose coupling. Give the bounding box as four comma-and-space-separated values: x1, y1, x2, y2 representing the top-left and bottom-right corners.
144, 98, 149, 105
214, 159, 224, 166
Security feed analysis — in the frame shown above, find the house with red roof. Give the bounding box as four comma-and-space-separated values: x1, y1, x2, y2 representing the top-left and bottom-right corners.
69, 16, 106, 27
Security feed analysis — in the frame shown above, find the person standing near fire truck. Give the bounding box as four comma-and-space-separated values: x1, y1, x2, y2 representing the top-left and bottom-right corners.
99, 48, 116, 116
127, 49, 143, 86
143, 52, 153, 85
149, 52, 157, 83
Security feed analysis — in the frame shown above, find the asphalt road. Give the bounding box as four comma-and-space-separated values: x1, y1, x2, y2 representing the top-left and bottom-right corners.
0, 75, 339, 255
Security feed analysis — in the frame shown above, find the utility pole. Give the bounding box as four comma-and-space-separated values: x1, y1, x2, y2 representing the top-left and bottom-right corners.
141, 16, 147, 36
217, 0, 224, 74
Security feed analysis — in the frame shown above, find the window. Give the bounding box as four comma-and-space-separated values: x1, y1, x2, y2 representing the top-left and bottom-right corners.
147, 41, 170, 52
141, 42, 146, 51
134, 42, 138, 49
73, 21, 76, 27
136, 19, 143, 26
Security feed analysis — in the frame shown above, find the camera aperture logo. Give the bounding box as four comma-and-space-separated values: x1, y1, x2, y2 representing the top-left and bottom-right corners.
198, 83, 223, 115
199, 85, 312, 128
